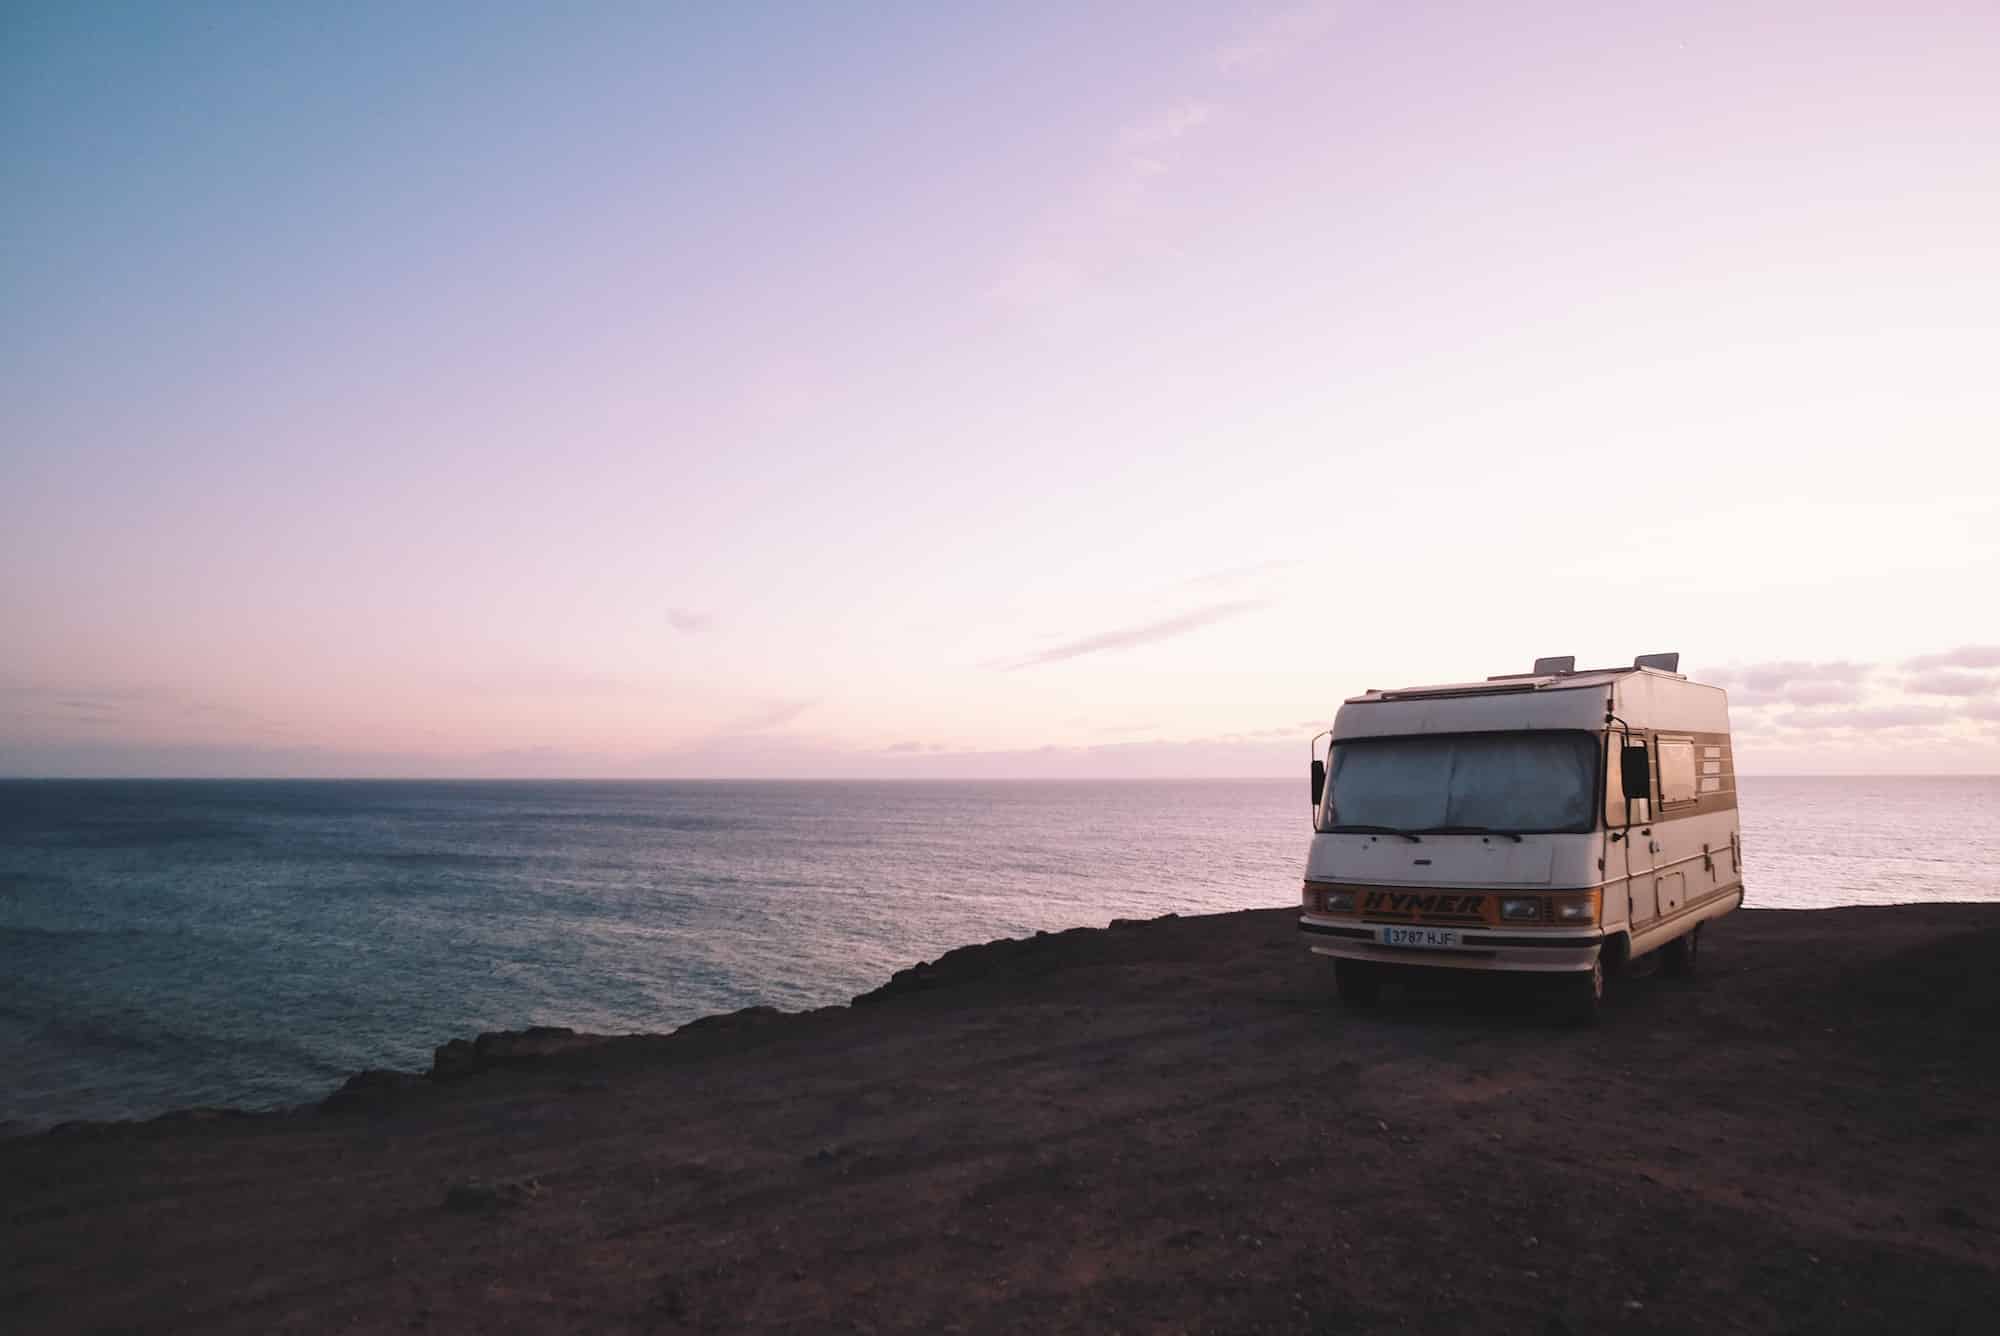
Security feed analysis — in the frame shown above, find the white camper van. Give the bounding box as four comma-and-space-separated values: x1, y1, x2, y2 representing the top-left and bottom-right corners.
1299, 653, 1742, 1021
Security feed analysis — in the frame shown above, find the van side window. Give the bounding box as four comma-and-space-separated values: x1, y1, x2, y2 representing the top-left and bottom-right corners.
1658, 738, 1698, 805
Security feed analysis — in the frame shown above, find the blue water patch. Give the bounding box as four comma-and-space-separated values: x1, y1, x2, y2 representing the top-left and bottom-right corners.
1, 776, 1995, 1128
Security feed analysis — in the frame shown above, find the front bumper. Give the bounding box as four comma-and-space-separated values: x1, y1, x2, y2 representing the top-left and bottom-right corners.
1299, 915, 1602, 974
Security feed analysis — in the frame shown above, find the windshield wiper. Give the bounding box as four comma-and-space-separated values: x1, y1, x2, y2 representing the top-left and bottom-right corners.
1418, 825, 1524, 843
1328, 824, 1422, 842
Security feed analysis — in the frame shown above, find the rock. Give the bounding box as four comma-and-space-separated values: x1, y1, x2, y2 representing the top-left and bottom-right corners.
856, 961, 941, 1003
429, 1027, 612, 1080
473, 1026, 600, 1065
320, 1069, 428, 1113
149, 1107, 250, 1125
444, 1176, 544, 1212
673, 1007, 786, 1039
430, 1039, 481, 1080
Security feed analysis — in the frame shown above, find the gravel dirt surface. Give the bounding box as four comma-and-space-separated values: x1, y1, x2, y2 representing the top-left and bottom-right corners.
4, 904, 1996, 1334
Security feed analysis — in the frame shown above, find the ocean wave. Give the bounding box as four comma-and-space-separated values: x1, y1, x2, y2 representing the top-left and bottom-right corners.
0, 922, 159, 944
375, 851, 527, 869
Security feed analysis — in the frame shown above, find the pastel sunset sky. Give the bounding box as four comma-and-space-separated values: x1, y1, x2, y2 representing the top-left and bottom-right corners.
5, 2, 1997, 777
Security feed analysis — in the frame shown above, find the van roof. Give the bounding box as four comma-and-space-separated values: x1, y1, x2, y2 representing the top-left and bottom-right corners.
1344, 664, 1687, 706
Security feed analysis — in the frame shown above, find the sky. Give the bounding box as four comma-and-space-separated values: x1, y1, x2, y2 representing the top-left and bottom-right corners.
3, 1, 1998, 778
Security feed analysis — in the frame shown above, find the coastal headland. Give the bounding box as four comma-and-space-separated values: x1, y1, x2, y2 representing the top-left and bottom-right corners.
4, 905, 1995, 1333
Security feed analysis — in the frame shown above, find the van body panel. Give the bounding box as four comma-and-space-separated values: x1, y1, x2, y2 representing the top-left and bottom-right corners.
1305, 835, 1556, 887
1332, 683, 1609, 739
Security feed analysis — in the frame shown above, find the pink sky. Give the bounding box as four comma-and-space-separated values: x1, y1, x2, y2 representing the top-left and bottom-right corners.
4, 3, 1998, 777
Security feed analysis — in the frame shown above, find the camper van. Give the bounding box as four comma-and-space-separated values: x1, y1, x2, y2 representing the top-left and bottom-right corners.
1299, 653, 1742, 1021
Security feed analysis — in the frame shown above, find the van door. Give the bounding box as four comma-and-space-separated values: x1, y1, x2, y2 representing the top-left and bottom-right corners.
1651, 735, 1704, 919
1618, 735, 1659, 928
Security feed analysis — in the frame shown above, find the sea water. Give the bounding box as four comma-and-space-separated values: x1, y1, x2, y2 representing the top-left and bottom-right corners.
1, 776, 1994, 1129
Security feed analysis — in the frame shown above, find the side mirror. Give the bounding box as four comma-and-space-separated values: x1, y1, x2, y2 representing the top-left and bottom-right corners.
1310, 759, 1326, 809
1619, 744, 1651, 801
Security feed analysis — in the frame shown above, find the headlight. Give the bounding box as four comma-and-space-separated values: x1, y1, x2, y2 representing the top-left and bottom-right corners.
1500, 897, 1540, 921
1552, 894, 1599, 924
1323, 890, 1355, 913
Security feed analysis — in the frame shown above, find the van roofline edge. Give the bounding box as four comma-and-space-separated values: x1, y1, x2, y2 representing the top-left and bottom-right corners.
1343, 664, 1706, 706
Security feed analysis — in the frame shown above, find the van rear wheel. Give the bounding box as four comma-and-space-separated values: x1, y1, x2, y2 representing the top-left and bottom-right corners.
1662, 924, 1702, 978
1334, 960, 1381, 1007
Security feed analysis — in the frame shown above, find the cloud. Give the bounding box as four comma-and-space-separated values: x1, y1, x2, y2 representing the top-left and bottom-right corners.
1765, 680, 1867, 706
1223, 724, 1311, 741
1186, 557, 1299, 586
0, 683, 287, 736
1216, 2, 1344, 73
1773, 705, 1959, 731
719, 698, 816, 734
1117, 99, 1215, 149
1903, 645, 2000, 671
1703, 660, 1872, 707
801, 734, 1305, 779
1905, 669, 2000, 697
987, 96, 1221, 311
2, 684, 144, 709
54, 700, 125, 721
1011, 599, 1266, 669
456, 666, 661, 697
667, 608, 714, 633
1698, 649, 2000, 757
986, 258, 1087, 310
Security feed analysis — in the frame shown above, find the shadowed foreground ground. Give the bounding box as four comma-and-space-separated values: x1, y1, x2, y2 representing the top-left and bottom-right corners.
4, 905, 1996, 1334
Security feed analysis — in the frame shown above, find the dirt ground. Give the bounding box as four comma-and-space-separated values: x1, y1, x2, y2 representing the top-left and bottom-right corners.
4, 904, 1996, 1334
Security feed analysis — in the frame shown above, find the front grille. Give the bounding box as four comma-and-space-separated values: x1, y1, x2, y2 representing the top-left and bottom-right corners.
1352, 888, 1490, 923
1305, 882, 1592, 928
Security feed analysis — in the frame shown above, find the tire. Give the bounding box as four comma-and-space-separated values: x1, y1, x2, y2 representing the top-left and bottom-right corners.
1334, 960, 1381, 1007
1600, 932, 1631, 979
1662, 923, 1702, 978
1563, 957, 1604, 1026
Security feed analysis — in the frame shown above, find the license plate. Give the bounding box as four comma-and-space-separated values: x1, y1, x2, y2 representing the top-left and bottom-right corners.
1376, 925, 1460, 949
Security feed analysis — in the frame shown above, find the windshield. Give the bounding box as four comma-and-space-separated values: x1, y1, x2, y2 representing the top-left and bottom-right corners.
1316, 731, 1599, 835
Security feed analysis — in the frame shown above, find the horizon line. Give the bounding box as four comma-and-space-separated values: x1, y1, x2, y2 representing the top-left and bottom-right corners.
3, 772, 1996, 783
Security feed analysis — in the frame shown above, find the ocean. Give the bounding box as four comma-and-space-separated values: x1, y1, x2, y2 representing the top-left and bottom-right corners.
2, 776, 1995, 1130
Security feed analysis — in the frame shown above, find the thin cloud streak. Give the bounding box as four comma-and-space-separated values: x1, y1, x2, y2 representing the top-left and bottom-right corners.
1186, 557, 1299, 586
1011, 600, 1266, 669
1904, 645, 2000, 671
1905, 670, 2000, 697
1216, 1, 1344, 73
667, 609, 715, 633
453, 667, 664, 698
1774, 705, 1959, 731
1117, 99, 1215, 150
1702, 660, 1873, 707
986, 92, 1223, 310
722, 698, 816, 734
0, 682, 288, 735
